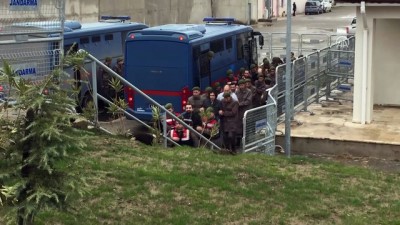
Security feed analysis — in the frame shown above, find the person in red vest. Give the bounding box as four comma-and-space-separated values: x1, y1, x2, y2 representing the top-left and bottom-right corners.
170, 121, 191, 146
164, 103, 180, 132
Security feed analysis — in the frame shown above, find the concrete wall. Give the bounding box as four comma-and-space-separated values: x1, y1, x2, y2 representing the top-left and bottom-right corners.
65, 0, 258, 25
65, 0, 99, 23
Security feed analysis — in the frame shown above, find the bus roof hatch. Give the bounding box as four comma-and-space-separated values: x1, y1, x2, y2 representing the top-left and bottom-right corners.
203, 17, 235, 25
148, 24, 206, 34
100, 16, 131, 23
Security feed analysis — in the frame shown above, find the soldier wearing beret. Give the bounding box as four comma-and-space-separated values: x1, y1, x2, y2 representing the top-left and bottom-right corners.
113, 57, 124, 76
225, 69, 238, 85
235, 79, 252, 138
188, 86, 206, 113
201, 86, 214, 101
250, 64, 258, 84
254, 74, 268, 107
245, 79, 256, 108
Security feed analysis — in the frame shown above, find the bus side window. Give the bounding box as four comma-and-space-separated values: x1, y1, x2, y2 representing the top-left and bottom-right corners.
225, 37, 232, 51
80, 37, 90, 47
105, 34, 113, 42
210, 38, 224, 54
64, 43, 79, 55
92, 35, 101, 45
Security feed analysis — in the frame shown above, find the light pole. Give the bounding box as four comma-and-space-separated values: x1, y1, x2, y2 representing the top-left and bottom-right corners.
284, 0, 292, 157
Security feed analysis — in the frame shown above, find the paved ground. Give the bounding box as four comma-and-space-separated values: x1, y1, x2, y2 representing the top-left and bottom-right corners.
253, 6, 356, 34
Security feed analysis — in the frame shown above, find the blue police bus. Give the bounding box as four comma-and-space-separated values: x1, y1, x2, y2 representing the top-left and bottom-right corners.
124, 18, 264, 121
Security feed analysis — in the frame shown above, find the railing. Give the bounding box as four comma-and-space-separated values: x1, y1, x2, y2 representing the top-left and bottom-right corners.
84, 51, 221, 150
242, 83, 278, 154
274, 36, 355, 123
258, 32, 354, 63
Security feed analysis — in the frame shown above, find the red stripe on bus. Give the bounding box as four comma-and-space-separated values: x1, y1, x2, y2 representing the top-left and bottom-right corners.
143, 90, 181, 96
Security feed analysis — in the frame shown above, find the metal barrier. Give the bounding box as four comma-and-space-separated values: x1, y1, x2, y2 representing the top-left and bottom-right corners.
271, 36, 355, 123
270, 32, 301, 60
242, 84, 277, 155
259, 32, 352, 62
300, 33, 330, 56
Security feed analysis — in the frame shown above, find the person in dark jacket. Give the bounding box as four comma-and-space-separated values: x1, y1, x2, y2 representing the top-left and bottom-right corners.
97, 57, 114, 100
113, 57, 124, 76
293, 2, 297, 16
235, 79, 252, 137
219, 92, 239, 154
250, 64, 258, 83
253, 74, 268, 107
245, 79, 257, 108
180, 103, 202, 147
204, 91, 221, 121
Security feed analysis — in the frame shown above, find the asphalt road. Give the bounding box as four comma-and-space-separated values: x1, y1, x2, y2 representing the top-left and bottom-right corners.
253, 6, 356, 34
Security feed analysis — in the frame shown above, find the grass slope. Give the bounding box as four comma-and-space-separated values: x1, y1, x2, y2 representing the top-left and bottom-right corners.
2, 133, 400, 225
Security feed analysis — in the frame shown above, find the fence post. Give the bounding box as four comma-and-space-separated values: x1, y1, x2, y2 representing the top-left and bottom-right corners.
315, 51, 321, 103
284, 0, 292, 158
303, 57, 308, 112
299, 34, 303, 56
91, 61, 99, 125
162, 111, 168, 148
291, 62, 295, 121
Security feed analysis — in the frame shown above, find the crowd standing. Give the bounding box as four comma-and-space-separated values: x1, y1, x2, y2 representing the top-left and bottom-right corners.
164, 57, 288, 154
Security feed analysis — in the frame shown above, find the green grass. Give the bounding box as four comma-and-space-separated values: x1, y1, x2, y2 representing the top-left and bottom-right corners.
1, 133, 400, 225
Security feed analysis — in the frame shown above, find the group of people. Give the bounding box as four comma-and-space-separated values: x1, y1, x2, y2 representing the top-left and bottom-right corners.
98, 57, 125, 100
164, 60, 282, 154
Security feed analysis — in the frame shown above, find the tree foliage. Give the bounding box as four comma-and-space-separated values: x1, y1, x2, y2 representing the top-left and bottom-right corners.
0, 50, 89, 225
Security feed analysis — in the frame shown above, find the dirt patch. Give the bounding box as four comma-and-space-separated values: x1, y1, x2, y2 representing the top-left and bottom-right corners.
302, 153, 400, 173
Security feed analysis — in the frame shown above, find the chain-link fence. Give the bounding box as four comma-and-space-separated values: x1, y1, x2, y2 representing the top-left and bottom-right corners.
0, 0, 64, 36
0, 0, 64, 101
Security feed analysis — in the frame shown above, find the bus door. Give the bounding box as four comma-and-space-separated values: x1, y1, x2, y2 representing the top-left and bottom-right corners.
193, 44, 212, 90
237, 32, 253, 70
249, 37, 258, 66
250, 32, 264, 66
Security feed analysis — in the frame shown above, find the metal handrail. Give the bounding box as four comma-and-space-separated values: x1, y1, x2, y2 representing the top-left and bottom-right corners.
81, 50, 221, 150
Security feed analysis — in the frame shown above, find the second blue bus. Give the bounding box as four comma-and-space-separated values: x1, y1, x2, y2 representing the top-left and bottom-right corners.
124, 18, 264, 121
